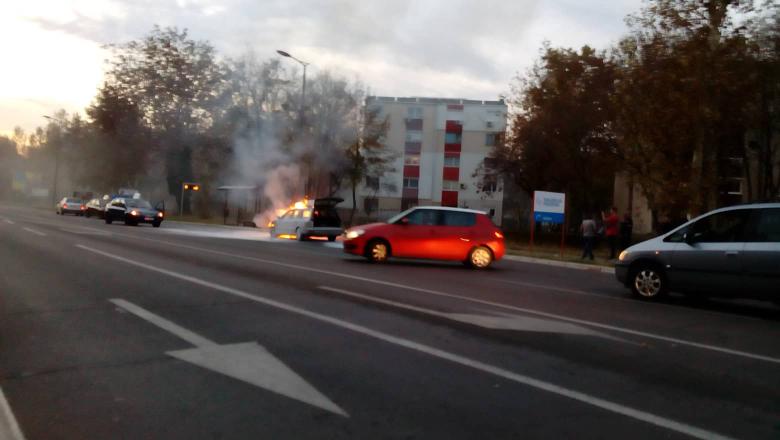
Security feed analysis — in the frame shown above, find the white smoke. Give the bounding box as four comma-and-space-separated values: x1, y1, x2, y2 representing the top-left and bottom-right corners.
252, 164, 301, 227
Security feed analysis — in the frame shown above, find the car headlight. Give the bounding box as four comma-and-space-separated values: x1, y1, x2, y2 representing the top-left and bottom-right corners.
345, 229, 365, 239
130, 210, 139, 216
157, 212, 164, 217
618, 250, 628, 261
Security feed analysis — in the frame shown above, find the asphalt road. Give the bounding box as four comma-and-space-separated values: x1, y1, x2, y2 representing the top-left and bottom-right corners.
0, 204, 778, 440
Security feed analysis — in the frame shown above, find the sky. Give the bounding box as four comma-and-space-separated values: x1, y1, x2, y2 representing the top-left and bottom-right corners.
0, 0, 644, 136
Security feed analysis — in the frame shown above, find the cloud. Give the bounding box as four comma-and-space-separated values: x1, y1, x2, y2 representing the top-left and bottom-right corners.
1, 0, 643, 133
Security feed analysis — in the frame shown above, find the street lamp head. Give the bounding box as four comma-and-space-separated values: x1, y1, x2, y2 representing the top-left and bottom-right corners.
276, 50, 292, 58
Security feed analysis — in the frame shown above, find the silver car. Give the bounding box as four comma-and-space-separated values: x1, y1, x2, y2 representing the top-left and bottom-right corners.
615, 203, 780, 302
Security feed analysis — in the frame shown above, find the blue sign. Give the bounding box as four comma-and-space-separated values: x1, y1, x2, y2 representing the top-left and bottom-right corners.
534, 212, 565, 224
533, 191, 566, 225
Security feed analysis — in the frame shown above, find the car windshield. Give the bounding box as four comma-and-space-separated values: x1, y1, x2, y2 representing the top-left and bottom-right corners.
125, 199, 152, 209
65, 198, 82, 203
387, 208, 416, 224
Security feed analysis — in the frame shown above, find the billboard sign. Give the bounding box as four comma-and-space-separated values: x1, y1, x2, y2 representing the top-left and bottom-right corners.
533, 191, 565, 224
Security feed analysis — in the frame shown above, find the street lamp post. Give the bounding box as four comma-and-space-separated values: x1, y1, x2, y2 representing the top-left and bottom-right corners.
43, 115, 65, 205
276, 50, 309, 124
276, 49, 311, 196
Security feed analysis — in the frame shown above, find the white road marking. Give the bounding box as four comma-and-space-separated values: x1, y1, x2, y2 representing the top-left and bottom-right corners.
77, 239, 780, 365
2, 219, 14, 225
318, 286, 627, 342
0, 386, 26, 440
110, 298, 347, 417
110, 299, 215, 348
21, 227, 46, 237
80, 244, 733, 440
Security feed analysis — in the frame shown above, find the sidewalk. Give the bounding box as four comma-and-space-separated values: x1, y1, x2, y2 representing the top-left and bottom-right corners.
503, 254, 615, 274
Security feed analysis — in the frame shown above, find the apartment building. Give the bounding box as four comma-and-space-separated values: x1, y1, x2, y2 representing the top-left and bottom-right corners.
340, 96, 507, 224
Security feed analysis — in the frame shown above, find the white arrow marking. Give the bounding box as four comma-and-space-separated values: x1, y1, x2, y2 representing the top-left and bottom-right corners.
318, 286, 629, 342
2, 218, 14, 225
109, 298, 347, 417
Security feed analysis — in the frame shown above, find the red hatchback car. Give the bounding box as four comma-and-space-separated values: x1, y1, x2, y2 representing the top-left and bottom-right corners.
343, 206, 505, 268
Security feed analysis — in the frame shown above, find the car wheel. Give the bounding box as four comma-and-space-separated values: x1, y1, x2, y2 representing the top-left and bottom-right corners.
105, 214, 112, 224
630, 264, 668, 299
328, 236, 336, 242
365, 239, 390, 263
468, 246, 494, 269
295, 228, 306, 241
152, 221, 161, 228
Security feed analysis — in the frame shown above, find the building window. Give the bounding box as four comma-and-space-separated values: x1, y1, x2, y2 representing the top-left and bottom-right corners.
447, 104, 464, 111
404, 142, 421, 154
401, 198, 418, 211
405, 131, 422, 142
403, 177, 419, 189
485, 133, 497, 146
443, 155, 460, 167
404, 154, 420, 166
445, 132, 462, 144
366, 176, 379, 190
407, 107, 423, 118
483, 176, 498, 193
442, 180, 459, 190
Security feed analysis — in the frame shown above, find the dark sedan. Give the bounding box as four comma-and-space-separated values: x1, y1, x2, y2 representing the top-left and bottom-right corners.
105, 198, 164, 227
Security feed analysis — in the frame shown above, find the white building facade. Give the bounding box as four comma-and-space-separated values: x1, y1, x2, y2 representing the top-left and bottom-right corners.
340, 96, 507, 224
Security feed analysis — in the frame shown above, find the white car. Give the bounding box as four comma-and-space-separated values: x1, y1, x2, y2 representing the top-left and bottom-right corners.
269, 198, 343, 241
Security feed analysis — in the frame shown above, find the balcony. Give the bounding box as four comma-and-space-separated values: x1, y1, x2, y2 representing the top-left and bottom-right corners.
405, 118, 423, 131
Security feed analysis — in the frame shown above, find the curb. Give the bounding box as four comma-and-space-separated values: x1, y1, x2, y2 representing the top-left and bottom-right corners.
504, 254, 615, 274
166, 220, 259, 230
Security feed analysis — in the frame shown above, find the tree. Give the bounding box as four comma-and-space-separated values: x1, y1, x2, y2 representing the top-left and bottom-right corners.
489, 45, 618, 221
613, 0, 763, 218
104, 26, 227, 211
343, 101, 393, 223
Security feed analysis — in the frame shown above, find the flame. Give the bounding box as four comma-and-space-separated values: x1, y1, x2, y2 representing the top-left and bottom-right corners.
275, 198, 309, 217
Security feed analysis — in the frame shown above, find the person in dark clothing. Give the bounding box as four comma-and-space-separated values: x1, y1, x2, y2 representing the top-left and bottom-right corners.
620, 213, 633, 251
580, 213, 596, 260
602, 207, 619, 260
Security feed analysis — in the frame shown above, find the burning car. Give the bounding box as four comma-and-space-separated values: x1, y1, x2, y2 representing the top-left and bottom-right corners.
268, 197, 343, 241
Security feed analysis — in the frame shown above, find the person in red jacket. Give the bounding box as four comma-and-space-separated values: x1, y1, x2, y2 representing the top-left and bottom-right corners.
602, 206, 620, 260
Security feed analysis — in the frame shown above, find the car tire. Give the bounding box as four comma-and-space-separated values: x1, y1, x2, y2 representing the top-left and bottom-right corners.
105, 215, 112, 224
85, 211, 91, 218
328, 236, 336, 242
468, 246, 494, 269
365, 239, 390, 263
152, 221, 161, 228
295, 228, 306, 241
629, 264, 668, 300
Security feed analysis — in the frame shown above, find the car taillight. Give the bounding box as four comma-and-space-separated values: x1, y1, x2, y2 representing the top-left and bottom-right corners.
80, 205, 86, 210
63, 203, 68, 209
494, 231, 504, 239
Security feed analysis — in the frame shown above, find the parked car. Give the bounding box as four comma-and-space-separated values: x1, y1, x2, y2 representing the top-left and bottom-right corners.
343, 206, 505, 269
104, 197, 164, 227
84, 196, 109, 218
56, 197, 85, 216
269, 198, 343, 241
615, 203, 780, 302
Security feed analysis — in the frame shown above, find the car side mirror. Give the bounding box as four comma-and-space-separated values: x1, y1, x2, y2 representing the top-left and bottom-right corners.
399, 218, 410, 226
683, 232, 695, 245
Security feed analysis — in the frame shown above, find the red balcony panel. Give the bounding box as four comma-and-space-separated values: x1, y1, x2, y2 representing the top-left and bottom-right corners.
405, 119, 423, 130
443, 167, 460, 181
402, 188, 419, 199
445, 120, 463, 133
403, 165, 420, 178
441, 191, 458, 207
444, 143, 461, 152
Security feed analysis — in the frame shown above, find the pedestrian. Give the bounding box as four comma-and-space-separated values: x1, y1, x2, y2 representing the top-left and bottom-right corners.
620, 213, 633, 251
580, 213, 596, 261
602, 207, 619, 260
